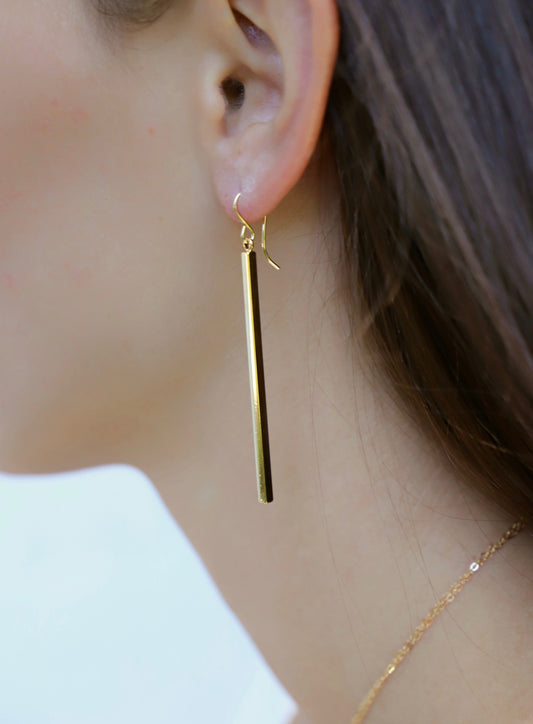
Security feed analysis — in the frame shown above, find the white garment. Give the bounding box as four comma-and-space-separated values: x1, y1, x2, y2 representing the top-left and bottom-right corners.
0, 465, 298, 724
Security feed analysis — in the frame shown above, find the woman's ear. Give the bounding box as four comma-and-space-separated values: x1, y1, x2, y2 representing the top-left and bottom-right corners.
198, 0, 339, 223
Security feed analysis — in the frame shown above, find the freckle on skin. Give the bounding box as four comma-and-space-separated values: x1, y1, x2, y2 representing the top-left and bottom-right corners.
148, 126, 156, 136
34, 120, 51, 133
71, 108, 89, 123
50, 98, 59, 107
63, 260, 90, 284
1, 273, 15, 290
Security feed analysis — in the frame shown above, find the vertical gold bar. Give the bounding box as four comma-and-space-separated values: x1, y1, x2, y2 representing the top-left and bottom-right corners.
241, 250, 274, 504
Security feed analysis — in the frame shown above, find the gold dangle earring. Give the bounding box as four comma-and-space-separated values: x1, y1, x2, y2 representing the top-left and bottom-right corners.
233, 193, 280, 504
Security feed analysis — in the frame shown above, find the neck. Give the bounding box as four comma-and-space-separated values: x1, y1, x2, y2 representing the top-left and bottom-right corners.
122, 171, 533, 722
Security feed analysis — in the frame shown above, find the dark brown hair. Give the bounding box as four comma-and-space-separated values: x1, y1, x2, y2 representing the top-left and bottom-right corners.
325, 0, 533, 525
98, 0, 533, 524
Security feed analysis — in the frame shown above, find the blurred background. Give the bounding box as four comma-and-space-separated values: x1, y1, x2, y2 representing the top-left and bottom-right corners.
0, 464, 298, 724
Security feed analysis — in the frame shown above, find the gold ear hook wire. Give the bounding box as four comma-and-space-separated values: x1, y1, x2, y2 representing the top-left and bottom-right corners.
233, 193, 256, 251
233, 193, 280, 270
261, 215, 281, 270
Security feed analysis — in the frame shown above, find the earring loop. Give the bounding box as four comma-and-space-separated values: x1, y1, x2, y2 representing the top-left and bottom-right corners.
233, 193, 255, 252
233, 193, 280, 271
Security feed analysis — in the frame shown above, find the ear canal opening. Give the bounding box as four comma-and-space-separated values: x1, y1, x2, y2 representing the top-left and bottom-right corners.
220, 77, 246, 111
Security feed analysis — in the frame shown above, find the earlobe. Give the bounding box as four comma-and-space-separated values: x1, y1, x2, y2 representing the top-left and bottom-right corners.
201, 0, 339, 224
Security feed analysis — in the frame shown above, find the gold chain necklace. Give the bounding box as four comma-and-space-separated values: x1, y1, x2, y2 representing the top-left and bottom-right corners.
351, 519, 526, 723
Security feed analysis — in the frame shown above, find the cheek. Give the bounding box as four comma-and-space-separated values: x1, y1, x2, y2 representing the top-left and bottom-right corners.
0, 7, 96, 336
0, 6, 88, 138
0, 10, 107, 368
0, 5, 228, 458
0, 4, 200, 298
0, 5, 100, 257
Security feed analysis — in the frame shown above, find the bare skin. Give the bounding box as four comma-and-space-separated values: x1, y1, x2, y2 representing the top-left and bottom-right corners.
0, 1, 531, 721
